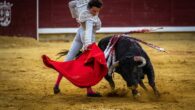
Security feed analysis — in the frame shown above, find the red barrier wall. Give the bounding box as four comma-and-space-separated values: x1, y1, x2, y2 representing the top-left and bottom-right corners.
39, 0, 195, 27
1, 0, 195, 38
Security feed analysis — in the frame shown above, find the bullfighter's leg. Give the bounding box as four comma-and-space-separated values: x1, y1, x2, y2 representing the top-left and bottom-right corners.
53, 29, 83, 94
105, 74, 115, 90
86, 87, 102, 97
53, 75, 62, 94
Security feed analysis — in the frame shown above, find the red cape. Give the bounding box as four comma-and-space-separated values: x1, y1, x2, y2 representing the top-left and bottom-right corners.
42, 43, 108, 88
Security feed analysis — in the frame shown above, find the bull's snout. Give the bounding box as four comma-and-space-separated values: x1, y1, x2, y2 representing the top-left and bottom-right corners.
134, 56, 146, 67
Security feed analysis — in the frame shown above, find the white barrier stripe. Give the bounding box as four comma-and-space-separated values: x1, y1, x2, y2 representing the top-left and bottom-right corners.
38, 26, 195, 34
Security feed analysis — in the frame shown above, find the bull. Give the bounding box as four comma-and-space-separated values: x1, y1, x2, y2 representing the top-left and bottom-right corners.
98, 36, 160, 98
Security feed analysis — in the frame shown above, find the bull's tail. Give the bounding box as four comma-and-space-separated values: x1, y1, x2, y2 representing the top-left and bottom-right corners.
56, 49, 69, 60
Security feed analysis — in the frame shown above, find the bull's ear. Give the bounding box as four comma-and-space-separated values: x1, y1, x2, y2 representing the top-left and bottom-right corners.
124, 56, 134, 63
119, 56, 131, 63
126, 56, 134, 59
119, 56, 135, 67
127, 56, 136, 64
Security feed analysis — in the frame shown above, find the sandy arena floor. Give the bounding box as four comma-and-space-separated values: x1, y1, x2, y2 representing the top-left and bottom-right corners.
0, 33, 195, 110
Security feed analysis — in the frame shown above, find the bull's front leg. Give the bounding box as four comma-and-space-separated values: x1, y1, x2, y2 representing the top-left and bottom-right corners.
146, 71, 160, 97
139, 80, 148, 91
144, 63, 160, 97
105, 75, 115, 91
149, 81, 160, 97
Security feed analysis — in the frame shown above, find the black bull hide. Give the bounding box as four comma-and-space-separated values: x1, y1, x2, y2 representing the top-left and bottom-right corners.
98, 36, 160, 97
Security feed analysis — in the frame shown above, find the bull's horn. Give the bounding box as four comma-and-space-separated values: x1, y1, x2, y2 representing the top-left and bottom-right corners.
108, 61, 119, 76
112, 61, 120, 67
134, 56, 146, 67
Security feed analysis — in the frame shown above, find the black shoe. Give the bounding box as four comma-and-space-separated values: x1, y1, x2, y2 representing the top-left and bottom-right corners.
53, 86, 60, 94
87, 92, 102, 97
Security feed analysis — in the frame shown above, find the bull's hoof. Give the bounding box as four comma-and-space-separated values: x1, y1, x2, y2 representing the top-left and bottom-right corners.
87, 92, 102, 97
108, 81, 115, 90
111, 87, 115, 92
154, 90, 160, 97
133, 92, 141, 99
132, 89, 141, 99
53, 86, 60, 94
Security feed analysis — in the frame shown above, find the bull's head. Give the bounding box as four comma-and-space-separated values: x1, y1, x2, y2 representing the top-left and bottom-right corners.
109, 56, 146, 70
